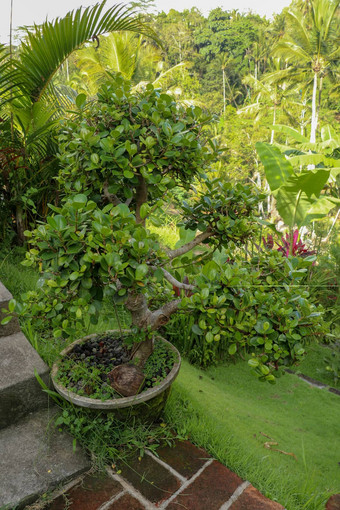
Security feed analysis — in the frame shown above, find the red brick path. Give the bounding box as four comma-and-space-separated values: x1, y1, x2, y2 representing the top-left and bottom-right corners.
45, 440, 288, 510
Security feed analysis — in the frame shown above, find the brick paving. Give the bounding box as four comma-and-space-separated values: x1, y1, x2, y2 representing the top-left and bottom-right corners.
326, 494, 340, 510
45, 440, 287, 510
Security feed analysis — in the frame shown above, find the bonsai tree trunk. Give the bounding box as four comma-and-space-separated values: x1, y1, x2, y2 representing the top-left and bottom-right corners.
125, 291, 181, 367
122, 230, 210, 366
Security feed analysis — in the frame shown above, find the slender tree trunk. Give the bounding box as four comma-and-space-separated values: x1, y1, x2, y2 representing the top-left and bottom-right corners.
300, 96, 306, 136
316, 76, 323, 134
270, 102, 276, 144
226, 75, 238, 108
15, 204, 25, 245
125, 291, 181, 366
310, 72, 318, 144
222, 69, 226, 114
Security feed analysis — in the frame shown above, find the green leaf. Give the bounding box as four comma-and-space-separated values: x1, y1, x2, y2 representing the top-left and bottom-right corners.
135, 264, 148, 280
1, 316, 12, 325
192, 324, 203, 335
255, 142, 293, 192
91, 153, 99, 165
72, 194, 88, 210
47, 215, 67, 230
288, 154, 327, 168
76, 93, 87, 109
228, 343, 237, 355
123, 170, 135, 179
281, 169, 329, 197
275, 170, 334, 227
272, 124, 308, 143
303, 196, 339, 225
8, 299, 16, 313
140, 203, 149, 220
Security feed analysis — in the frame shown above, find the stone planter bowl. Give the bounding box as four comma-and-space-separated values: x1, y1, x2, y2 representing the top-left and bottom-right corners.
51, 331, 181, 421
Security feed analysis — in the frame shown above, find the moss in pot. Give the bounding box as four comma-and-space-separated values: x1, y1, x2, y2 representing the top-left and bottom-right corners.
12, 75, 291, 410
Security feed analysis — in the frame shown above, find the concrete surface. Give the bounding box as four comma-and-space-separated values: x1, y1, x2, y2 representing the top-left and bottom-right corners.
0, 408, 91, 510
0, 332, 50, 428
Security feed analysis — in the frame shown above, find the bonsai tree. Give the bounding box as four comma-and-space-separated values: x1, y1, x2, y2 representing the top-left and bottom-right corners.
11, 76, 326, 381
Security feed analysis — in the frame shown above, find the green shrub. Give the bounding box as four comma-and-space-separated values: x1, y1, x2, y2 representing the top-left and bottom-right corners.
169, 250, 328, 381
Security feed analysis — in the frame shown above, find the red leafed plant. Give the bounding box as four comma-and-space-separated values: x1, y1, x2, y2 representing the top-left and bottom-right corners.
173, 276, 194, 297
263, 229, 316, 258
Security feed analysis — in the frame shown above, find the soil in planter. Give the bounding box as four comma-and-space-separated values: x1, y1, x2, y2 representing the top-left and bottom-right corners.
55, 334, 177, 401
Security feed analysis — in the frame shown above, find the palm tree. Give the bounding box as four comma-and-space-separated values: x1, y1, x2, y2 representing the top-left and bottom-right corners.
68, 31, 162, 95
216, 53, 238, 112
0, 1, 159, 243
239, 62, 299, 144
272, 0, 340, 143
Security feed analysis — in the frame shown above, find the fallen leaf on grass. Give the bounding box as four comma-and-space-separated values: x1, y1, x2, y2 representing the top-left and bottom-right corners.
261, 432, 297, 460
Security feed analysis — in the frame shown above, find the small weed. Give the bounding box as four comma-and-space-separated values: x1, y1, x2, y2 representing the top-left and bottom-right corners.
143, 340, 178, 388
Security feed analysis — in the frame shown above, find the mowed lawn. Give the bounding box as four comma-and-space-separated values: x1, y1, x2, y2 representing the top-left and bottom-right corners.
165, 359, 340, 510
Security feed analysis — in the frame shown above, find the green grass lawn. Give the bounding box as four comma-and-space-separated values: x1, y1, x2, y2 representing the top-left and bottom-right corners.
289, 342, 339, 388
165, 359, 340, 510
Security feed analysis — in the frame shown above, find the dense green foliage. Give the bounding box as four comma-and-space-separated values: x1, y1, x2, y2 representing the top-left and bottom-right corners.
181, 251, 326, 378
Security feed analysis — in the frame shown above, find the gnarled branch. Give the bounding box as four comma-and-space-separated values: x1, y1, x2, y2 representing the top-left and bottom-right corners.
167, 229, 212, 260
102, 181, 121, 205
152, 266, 195, 291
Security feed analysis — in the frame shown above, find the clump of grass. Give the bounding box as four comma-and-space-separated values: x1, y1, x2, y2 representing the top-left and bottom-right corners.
51, 398, 180, 470
0, 248, 39, 296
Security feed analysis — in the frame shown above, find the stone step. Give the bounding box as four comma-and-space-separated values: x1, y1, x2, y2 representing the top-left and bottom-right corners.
0, 331, 50, 429
0, 408, 91, 510
0, 281, 20, 337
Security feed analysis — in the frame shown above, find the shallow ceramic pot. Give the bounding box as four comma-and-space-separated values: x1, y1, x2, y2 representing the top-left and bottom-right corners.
51, 331, 181, 421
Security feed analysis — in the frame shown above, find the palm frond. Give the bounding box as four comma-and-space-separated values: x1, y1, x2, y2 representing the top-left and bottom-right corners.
284, 9, 313, 55
272, 41, 311, 64
151, 62, 188, 87
0, 45, 20, 107
15, 1, 160, 103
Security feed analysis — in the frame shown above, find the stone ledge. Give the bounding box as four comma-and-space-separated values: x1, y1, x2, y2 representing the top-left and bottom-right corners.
0, 331, 50, 428
0, 408, 90, 510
